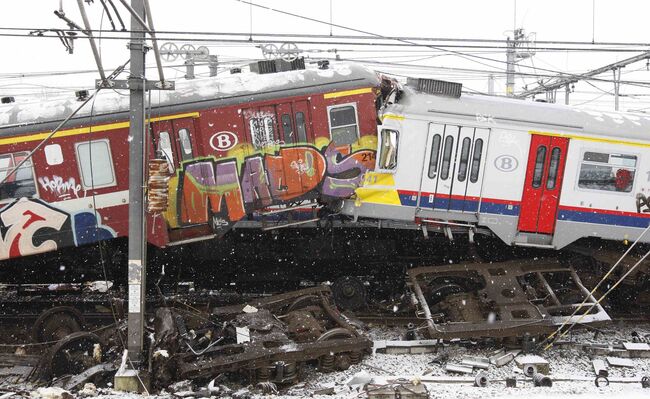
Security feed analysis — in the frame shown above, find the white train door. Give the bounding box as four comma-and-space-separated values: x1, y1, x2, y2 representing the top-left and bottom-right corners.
418, 123, 489, 213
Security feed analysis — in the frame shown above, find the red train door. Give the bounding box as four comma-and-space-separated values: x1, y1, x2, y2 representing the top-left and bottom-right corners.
518, 134, 569, 234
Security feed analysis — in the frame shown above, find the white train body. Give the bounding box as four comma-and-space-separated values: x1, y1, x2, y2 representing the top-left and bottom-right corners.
342, 82, 650, 249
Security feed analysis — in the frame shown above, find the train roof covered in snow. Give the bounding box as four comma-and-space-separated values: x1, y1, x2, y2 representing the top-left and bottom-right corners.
389, 84, 650, 140
0, 61, 379, 136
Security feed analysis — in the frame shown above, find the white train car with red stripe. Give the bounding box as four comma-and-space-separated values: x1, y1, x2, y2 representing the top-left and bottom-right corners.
343, 78, 650, 251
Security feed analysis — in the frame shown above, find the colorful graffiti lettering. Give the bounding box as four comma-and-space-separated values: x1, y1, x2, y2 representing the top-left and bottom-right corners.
38, 175, 86, 199
174, 142, 375, 232
0, 198, 116, 260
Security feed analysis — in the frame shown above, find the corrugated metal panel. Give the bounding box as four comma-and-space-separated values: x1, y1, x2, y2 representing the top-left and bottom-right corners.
407, 78, 462, 98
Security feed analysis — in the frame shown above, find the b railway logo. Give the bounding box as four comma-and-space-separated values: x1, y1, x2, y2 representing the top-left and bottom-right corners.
210, 131, 238, 151
494, 155, 518, 172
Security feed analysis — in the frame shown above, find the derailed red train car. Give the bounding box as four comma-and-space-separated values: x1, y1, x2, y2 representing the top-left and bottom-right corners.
0, 61, 380, 264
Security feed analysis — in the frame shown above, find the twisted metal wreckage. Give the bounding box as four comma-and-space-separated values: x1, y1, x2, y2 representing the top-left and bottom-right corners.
0, 259, 612, 392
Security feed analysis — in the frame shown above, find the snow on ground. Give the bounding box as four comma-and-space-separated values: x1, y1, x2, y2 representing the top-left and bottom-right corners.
7, 323, 650, 398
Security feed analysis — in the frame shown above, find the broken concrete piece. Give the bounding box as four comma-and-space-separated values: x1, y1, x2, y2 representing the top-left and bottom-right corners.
488, 348, 505, 364
461, 356, 490, 369
242, 305, 258, 313
78, 383, 97, 398
366, 383, 428, 399
623, 342, 650, 351
515, 355, 549, 374
30, 387, 73, 399
592, 359, 608, 377
445, 363, 474, 374
493, 353, 515, 367
373, 339, 440, 355
607, 357, 635, 368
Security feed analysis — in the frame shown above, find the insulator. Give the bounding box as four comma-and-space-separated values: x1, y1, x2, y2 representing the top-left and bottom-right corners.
147, 159, 170, 214
348, 351, 363, 364
319, 354, 335, 372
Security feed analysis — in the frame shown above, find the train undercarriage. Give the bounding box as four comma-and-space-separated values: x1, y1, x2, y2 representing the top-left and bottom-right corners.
1, 219, 650, 392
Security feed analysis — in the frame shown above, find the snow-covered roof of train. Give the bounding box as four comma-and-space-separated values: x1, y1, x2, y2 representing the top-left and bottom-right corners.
391, 86, 650, 140
0, 62, 379, 134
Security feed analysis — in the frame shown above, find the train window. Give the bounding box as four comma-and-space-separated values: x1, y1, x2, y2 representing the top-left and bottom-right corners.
328, 104, 358, 146
428, 134, 442, 178
178, 128, 194, 161
44, 144, 63, 165
281, 114, 295, 144
532, 146, 547, 188
469, 139, 483, 183
295, 112, 307, 143
378, 129, 399, 170
440, 136, 454, 180
457, 137, 471, 182
250, 117, 276, 148
546, 147, 561, 189
0, 152, 37, 202
578, 151, 636, 192
157, 132, 175, 171
75, 140, 116, 189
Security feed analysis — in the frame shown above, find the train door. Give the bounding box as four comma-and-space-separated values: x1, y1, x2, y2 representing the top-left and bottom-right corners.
274, 102, 316, 198
419, 123, 489, 213
518, 134, 570, 234
151, 118, 197, 172
449, 127, 490, 212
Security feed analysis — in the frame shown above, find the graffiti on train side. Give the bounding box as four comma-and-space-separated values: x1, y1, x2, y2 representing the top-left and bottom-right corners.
176, 142, 376, 230
0, 198, 116, 260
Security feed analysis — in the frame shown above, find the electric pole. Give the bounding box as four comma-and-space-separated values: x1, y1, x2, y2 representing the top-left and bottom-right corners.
126, 0, 147, 369
505, 28, 535, 97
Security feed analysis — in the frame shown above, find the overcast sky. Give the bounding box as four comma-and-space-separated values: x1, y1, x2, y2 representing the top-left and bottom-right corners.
3, 0, 650, 111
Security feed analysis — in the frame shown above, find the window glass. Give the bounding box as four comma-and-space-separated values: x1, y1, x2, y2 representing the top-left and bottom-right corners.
378, 129, 399, 170
457, 137, 471, 182
329, 105, 358, 145
178, 128, 193, 160
440, 135, 454, 180
281, 114, 294, 144
578, 151, 636, 192
295, 112, 307, 143
546, 147, 561, 189
428, 135, 441, 178
157, 132, 174, 170
76, 140, 116, 189
45, 144, 64, 165
0, 152, 37, 201
532, 146, 547, 188
469, 139, 483, 183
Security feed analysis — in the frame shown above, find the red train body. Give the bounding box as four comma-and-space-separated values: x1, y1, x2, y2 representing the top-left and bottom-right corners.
0, 62, 380, 261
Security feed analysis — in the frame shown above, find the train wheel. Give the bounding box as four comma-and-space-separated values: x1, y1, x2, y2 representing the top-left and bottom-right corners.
316, 328, 355, 372
46, 331, 103, 378
32, 307, 85, 343
331, 276, 367, 311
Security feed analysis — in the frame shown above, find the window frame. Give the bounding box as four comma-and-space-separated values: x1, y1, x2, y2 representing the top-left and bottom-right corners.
177, 128, 194, 161
0, 151, 39, 203
377, 129, 400, 172
326, 102, 360, 146
575, 148, 638, 195
427, 134, 442, 179
74, 139, 117, 190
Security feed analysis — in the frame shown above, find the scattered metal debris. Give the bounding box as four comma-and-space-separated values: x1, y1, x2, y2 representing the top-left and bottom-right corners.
532, 373, 553, 387
607, 356, 635, 368
592, 359, 609, 377
474, 372, 489, 387
516, 355, 550, 375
